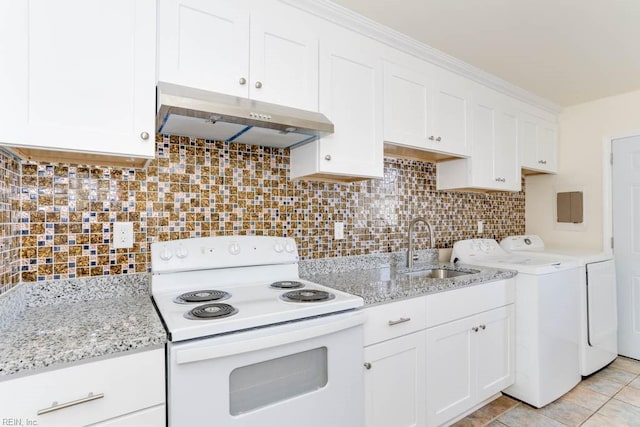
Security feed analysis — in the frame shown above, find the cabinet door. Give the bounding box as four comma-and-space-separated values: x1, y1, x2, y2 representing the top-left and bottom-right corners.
470, 96, 497, 188
383, 61, 432, 149
494, 106, 520, 191
0, 0, 156, 158
249, 7, 319, 111
158, 0, 250, 97
425, 315, 476, 427
316, 27, 383, 178
475, 305, 515, 401
537, 121, 558, 172
519, 112, 557, 173
431, 67, 472, 157
364, 331, 426, 427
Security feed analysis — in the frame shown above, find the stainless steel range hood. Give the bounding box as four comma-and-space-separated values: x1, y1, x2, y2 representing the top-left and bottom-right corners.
156, 82, 334, 148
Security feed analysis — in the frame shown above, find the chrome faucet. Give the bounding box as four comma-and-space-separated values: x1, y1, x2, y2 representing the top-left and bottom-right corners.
406, 217, 435, 268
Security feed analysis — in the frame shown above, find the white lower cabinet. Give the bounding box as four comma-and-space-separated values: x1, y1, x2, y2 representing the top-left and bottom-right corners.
425, 305, 515, 426
364, 331, 427, 427
363, 279, 515, 427
0, 349, 165, 427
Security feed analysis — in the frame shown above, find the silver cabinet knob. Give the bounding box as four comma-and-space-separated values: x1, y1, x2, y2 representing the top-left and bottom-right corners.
495, 178, 501, 182
479, 324, 486, 330
472, 326, 479, 332
538, 160, 547, 165
436, 136, 442, 142
324, 155, 331, 161
140, 131, 150, 140
239, 77, 247, 85
428, 136, 435, 141
364, 362, 372, 370
255, 81, 263, 89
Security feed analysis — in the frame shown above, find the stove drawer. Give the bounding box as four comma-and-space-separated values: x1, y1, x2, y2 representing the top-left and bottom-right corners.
364, 296, 427, 346
0, 348, 165, 427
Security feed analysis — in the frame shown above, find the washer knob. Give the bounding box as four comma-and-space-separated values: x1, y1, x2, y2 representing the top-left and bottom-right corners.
175, 244, 188, 259
273, 243, 284, 253
284, 242, 295, 253
159, 245, 173, 261
229, 242, 241, 255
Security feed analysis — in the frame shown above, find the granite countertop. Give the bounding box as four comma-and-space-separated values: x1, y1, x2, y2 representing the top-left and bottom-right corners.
0, 274, 167, 379
300, 251, 517, 306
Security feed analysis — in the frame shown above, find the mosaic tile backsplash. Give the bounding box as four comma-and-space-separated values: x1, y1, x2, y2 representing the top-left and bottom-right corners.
4, 134, 524, 291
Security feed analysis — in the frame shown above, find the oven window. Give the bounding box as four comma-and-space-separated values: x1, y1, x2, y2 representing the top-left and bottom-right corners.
229, 347, 328, 415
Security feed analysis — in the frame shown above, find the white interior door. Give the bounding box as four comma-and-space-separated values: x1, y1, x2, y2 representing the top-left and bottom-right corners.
612, 135, 640, 359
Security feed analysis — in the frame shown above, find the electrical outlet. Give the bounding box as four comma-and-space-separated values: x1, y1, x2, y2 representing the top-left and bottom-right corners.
113, 222, 134, 249
334, 222, 345, 240
477, 220, 484, 234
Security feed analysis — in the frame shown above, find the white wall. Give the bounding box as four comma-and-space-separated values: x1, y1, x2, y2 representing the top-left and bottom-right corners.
526, 89, 640, 251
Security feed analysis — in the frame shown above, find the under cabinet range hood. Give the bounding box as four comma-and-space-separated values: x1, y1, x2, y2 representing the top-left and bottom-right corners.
156, 82, 334, 148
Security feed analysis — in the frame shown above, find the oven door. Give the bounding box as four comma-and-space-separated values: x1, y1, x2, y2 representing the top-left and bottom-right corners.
167, 310, 364, 427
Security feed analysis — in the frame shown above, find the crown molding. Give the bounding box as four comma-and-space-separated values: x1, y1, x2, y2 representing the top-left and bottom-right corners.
280, 0, 561, 114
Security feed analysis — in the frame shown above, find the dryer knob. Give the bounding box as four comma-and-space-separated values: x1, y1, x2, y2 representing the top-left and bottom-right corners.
159, 245, 173, 261
229, 242, 241, 255
273, 243, 284, 253
285, 243, 295, 253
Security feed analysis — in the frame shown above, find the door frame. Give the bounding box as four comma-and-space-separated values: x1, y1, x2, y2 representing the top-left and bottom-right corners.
602, 129, 640, 255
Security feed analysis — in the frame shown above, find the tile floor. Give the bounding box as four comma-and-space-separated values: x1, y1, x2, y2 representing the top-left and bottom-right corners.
453, 356, 640, 426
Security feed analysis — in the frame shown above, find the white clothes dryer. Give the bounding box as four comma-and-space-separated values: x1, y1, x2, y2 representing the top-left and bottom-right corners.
500, 235, 617, 376
452, 239, 581, 408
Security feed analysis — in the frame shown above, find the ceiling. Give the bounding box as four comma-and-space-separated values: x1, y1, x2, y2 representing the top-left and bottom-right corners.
331, 0, 640, 107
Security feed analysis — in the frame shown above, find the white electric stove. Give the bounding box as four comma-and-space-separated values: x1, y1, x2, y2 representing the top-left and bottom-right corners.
151, 236, 365, 427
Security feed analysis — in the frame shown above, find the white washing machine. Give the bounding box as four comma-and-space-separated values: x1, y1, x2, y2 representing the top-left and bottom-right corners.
451, 239, 581, 408
500, 235, 618, 376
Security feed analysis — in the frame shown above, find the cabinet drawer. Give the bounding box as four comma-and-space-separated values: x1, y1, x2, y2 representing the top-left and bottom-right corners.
364, 297, 427, 346
0, 349, 165, 427
425, 278, 515, 328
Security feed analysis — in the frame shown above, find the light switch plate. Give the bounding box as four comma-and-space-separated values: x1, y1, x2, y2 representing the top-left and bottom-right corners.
334, 222, 345, 240
113, 222, 134, 249
477, 220, 483, 234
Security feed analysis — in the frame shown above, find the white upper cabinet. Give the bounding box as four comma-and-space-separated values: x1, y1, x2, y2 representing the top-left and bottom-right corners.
431, 67, 473, 156
290, 24, 383, 181
437, 87, 520, 192
0, 0, 156, 165
383, 56, 472, 160
158, 0, 319, 111
519, 111, 558, 174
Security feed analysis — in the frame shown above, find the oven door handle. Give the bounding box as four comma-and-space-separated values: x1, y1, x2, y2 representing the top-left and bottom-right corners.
175, 310, 364, 365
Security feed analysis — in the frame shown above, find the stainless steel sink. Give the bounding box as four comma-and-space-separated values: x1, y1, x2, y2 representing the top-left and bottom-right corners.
404, 268, 479, 279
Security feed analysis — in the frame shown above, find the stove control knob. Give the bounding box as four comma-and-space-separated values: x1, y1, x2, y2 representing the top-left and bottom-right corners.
175, 245, 188, 259
273, 243, 284, 253
285, 242, 295, 253
229, 242, 241, 255
159, 245, 173, 261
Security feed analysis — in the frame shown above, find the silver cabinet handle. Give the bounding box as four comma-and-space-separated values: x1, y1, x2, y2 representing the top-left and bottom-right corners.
38, 392, 104, 415
255, 81, 263, 89
538, 160, 547, 165
428, 136, 435, 141
324, 154, 331, 161
364, 362, 372, 370
388, 317, 411, 326
239, 77, 247, 85
435, 136, 442, 142
140, 131, 150, 140
479, 324, 486, 330
472, 326, 479, 332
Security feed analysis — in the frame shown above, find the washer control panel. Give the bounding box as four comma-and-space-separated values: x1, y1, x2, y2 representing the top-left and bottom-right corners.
451, 239, 508, 262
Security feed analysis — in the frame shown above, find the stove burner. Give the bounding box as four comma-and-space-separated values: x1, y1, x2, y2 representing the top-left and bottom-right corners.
280, 289, 336, 303
185, 303, 238, 320
270, 280, 305, 290
174, 290, 231, 304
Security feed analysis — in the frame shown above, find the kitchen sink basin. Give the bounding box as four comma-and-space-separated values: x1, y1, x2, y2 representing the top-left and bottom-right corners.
404, 268, 479, 279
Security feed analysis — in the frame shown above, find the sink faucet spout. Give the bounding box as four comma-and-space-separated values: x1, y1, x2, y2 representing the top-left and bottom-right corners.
406, 217, 435, 268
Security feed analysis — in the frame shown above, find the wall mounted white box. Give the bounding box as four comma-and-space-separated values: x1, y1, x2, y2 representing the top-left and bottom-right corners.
113, 222, 134, 249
